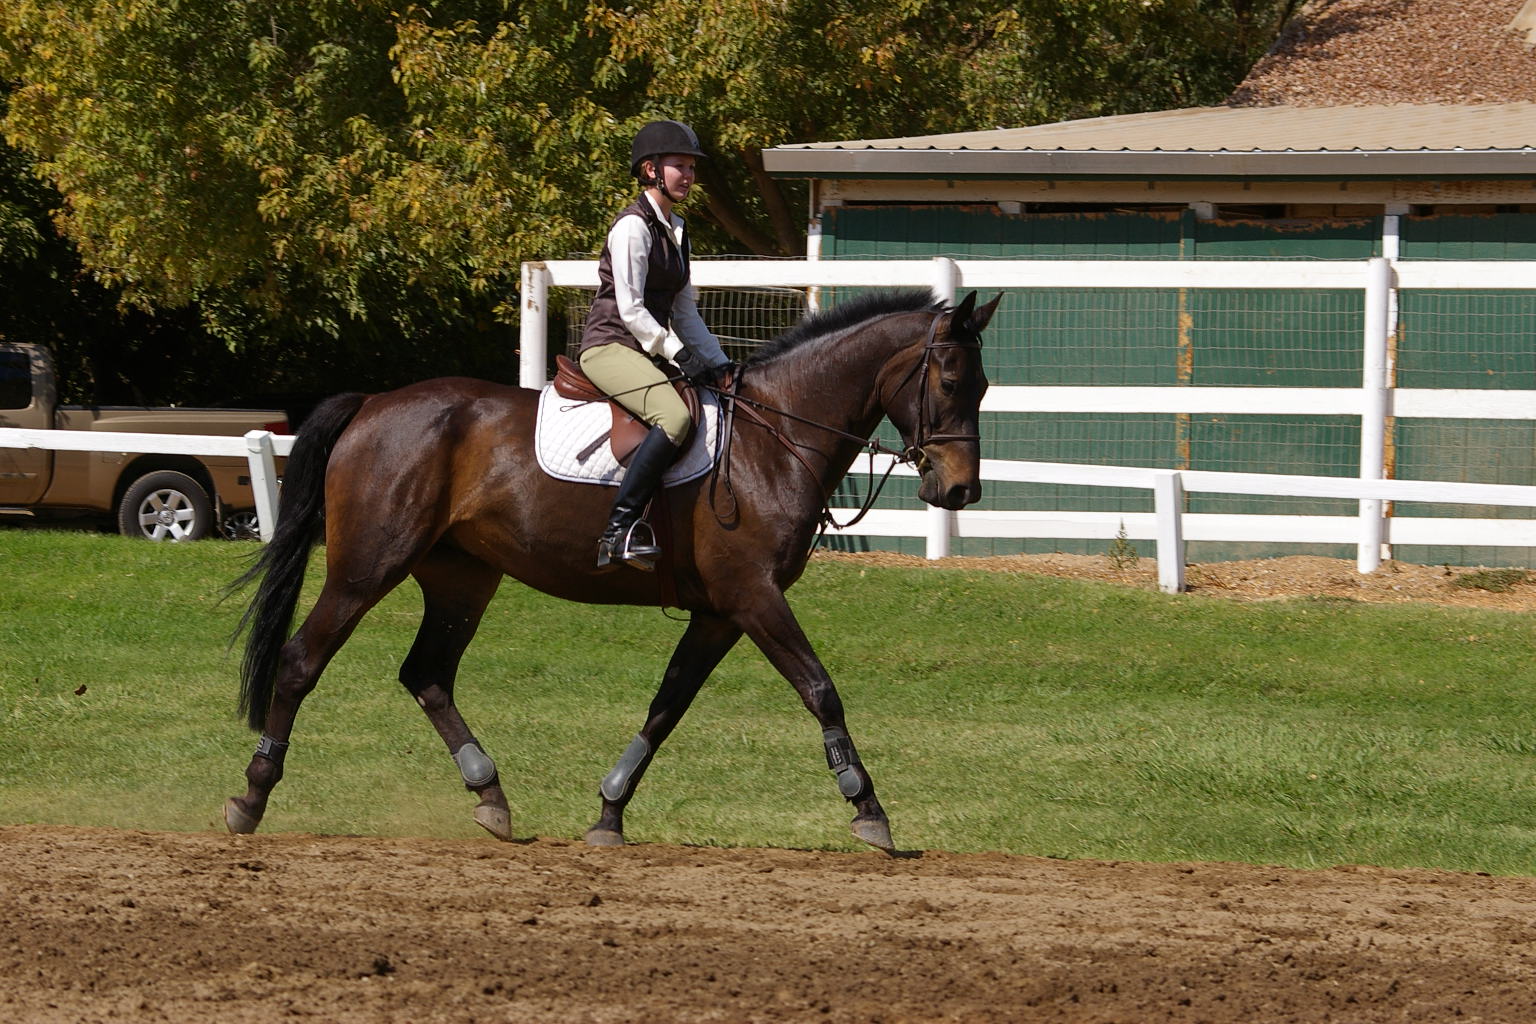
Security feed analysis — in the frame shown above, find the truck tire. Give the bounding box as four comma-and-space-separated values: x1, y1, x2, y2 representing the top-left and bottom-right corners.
219, 509, 261, 540
117, 470, 214, 541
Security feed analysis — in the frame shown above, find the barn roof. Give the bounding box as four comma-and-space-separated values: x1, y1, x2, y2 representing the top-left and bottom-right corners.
761, 103, 1536, 179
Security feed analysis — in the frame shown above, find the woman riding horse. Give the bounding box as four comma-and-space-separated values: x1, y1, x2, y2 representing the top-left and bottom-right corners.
579, 119, 732, 572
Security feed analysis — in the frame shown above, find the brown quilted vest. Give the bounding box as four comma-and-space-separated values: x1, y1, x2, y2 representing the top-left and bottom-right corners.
579, 196, 690, 357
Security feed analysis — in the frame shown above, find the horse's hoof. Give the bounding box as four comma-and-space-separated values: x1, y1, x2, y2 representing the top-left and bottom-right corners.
851, 815, 894, 852
223, 798, 260, 835
584, 827, 625, 847
474, 803, 513, 842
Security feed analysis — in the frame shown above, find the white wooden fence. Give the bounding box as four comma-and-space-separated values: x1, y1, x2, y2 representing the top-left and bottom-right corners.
6, 254, 1536, 594
520, 255, 1536, 592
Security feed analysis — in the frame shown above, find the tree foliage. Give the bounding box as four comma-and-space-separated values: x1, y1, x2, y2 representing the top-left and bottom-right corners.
0, 0, 1301, 400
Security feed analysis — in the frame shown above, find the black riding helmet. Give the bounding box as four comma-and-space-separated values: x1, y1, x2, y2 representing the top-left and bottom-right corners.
630, 120, 707, 181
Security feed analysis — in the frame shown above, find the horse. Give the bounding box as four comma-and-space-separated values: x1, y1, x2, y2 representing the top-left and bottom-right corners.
225, 288, 1000, 852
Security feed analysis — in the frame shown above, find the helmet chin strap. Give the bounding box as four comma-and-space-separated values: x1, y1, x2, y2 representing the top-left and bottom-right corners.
642, 156, 688, 205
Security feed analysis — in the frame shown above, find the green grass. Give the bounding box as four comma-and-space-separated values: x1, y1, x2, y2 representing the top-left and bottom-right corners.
4, 529, 1536, 876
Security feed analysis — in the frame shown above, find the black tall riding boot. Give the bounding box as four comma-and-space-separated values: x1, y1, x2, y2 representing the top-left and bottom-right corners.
596, 426, 678, 571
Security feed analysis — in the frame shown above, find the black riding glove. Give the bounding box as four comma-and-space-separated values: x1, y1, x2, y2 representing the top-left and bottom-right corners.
674, 346, 731, 387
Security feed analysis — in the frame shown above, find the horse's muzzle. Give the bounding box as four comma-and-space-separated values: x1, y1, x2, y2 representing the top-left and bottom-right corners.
917, 463, 982, 509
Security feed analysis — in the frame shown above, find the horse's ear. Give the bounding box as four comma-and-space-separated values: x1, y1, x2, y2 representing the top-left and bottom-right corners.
950, 290, 977, 326
966, 292, 1002, 335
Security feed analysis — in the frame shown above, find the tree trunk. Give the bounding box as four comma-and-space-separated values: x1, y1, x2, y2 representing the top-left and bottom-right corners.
742, 147, 803, 257
697, 162, 783, 257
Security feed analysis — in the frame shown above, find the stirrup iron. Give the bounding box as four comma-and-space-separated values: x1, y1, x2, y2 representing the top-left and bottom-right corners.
616, 519, 660, 571
596, 518, 660, 572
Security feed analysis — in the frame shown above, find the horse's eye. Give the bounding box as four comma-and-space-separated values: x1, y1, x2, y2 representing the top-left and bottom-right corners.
940, 378, 957, 396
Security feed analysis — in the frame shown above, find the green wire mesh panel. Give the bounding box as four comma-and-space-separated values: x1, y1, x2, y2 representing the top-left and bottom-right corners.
557, 283, 807, 363
1187, 290, 1363, 387
1391, 418, 1536, 568
1396, 290, 1536, 390
1392, 217, 1536, 567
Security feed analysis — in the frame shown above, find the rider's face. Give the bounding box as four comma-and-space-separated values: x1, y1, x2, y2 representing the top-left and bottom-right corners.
650, 154, 696, 201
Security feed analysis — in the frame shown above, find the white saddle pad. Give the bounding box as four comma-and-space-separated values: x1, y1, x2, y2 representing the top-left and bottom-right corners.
534, 385, 721, 486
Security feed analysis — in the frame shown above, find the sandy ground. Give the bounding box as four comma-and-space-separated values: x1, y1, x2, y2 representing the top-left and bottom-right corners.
4, 824, 1536, 1024
5, 554, 1536, 1023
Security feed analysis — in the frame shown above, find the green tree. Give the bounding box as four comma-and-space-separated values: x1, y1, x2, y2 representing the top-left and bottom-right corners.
0, 0, 1301, 398
0, 87, 262, 405
599, 0, 1305, 255
0, 1, 591, 394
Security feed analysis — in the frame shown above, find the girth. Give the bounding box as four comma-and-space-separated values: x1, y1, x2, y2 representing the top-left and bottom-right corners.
553, 354, 702, 464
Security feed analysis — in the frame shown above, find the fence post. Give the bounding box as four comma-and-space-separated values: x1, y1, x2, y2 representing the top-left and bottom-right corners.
925, 257, 962, 558
1358, 256, 1392, 574
243, 430, 280, 543
519, 262, 551, 389
1152, 471, 1187, 594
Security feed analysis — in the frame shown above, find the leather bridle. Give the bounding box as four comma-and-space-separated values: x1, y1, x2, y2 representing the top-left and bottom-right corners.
700, 310, 984, 532
880, 311, 984, 471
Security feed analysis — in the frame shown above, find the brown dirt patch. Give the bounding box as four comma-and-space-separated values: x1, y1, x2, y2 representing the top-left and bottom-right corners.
814, 550, 1536, 613
5, 824, 1536, 1023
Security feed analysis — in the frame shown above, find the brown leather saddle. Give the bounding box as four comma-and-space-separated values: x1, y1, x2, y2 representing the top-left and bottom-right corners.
553, 354, 702, 465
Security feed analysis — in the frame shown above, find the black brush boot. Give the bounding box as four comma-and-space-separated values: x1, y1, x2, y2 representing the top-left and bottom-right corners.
596, 426, 678, 571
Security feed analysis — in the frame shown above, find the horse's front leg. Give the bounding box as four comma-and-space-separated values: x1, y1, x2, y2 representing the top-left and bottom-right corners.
736, 590, 893, 852
586, 611, 743, 846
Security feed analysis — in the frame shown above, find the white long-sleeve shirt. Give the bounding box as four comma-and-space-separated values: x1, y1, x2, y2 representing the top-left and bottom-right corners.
606, 193, 727, 365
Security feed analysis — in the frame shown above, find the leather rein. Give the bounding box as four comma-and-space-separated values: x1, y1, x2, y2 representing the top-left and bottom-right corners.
699, 310, 982, 536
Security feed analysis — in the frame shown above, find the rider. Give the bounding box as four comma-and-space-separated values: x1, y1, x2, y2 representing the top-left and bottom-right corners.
578, 119, 732, 572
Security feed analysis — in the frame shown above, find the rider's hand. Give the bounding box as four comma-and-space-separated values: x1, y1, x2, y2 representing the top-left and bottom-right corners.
674, 347, 731, 387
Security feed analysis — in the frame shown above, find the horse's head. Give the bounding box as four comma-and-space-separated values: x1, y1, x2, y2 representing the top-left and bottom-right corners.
885, 291, 1000, 510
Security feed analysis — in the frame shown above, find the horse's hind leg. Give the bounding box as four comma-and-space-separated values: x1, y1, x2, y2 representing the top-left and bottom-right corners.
225, 581, 382, 834
586, 611, 742, 847
400, 547, 511, 840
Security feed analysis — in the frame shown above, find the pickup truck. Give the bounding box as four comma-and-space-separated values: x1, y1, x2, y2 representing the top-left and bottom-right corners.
0, 341, 289, 541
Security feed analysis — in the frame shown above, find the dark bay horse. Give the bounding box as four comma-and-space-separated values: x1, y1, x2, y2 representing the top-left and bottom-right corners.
226, 288, 1000, 851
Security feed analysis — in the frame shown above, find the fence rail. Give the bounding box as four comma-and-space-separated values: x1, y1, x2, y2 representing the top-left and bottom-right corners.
833, 455, 1536, 592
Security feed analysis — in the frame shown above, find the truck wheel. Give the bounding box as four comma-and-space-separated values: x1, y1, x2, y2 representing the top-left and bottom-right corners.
219, 510, 261, 540
117, 471, 214, 541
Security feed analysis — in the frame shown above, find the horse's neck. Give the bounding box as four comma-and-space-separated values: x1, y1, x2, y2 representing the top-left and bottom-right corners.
742, 317, 915, 478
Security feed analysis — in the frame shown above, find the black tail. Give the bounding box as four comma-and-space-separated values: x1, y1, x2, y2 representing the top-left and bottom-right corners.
228, 392, 368, 731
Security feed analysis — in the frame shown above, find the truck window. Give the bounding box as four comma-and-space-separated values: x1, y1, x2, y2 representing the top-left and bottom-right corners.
0, 351, 30, 409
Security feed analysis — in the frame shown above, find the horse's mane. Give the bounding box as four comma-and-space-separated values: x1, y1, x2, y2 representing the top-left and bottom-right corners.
746, 288, 943, 368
